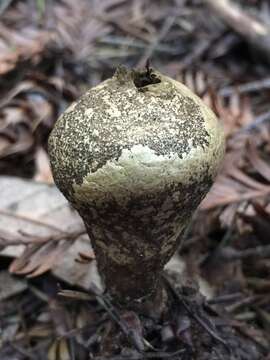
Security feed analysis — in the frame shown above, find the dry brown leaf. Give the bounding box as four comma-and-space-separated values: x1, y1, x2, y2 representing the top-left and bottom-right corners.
0, 176, 101, 291
34, 147, 54, 184
0, 127, 34, 158
201, 118, 270, 209
248, 141, 270, 182
202, 175, 270, 210
0, 81, 36, 108
211, 93, 254, 138
178, 70, 208, 98
0, 79, 55, 160
9, 240, 72, 277
229, 167, 269, 191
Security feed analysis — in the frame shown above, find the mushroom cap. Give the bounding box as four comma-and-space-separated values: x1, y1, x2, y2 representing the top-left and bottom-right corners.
48, 67, 225, 300
49, 67, 224, 205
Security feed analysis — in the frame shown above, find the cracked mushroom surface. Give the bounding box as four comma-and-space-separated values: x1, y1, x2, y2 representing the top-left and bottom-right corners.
48, 67, 225, 304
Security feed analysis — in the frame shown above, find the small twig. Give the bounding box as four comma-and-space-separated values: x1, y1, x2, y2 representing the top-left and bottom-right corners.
98, 35, 179, 55
8, 342, 36, 360
162, 275, 230, 352
0, 227, 86, 246
204, 0, 270, 64
96, 294, 144, 352
235, 110, 270, 135
223, 244, 270, 260
207, 293, 244, 306
180, 34, 220, 70
58, 289, 94, 301
0, 209, 64, 232
225, 295, 258, 313
220, 77, 270, 97
96, 295, 125, 330
137, 16, 176, 68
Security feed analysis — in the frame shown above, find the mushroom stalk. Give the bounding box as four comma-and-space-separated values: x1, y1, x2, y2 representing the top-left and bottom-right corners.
48, 66, 225, 310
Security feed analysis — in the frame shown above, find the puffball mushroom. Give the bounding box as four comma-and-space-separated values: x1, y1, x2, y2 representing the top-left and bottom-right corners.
48, 66, 224, 308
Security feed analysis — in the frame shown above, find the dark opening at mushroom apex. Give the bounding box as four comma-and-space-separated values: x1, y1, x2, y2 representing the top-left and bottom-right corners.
133, 68, 161, 88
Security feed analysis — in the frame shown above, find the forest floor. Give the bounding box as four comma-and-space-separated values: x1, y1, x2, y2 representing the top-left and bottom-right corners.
0, 0, 270, 359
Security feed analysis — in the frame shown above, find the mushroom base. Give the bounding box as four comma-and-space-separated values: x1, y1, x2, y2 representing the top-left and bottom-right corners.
83, 221, 170, 315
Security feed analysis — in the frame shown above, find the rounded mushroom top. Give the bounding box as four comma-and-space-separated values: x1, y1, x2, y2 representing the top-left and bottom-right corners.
48, 67, 224, 208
